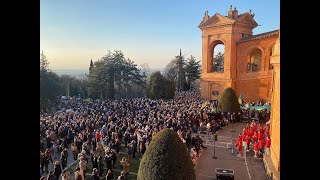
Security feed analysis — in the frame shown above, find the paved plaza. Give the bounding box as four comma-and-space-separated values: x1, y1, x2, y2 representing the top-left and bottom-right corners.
194, 122, 269, 180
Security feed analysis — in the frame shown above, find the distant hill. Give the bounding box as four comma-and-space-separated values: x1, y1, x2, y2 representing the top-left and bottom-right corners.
53, 69, 88, 78
148, 68, 165, 74
53, 67, 165, 78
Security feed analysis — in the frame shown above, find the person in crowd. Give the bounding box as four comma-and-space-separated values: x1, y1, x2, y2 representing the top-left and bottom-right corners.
120, 157, 130, 178
62, 147, 69, 160
61, 169, 70, 180
79, 156, 87, 179
106, 169, 114, 180
91, 168, 100, 180
43, 148, 52, 173
71, 142, 78, 161
92, 154, 98, 170
98, 155, 104, 177
111, 150, 117, 169
40, 151, 45, 174
117, 171, 126, 180
105, 152, 113, 171
52, 141, 59, 159
74, 167, 83, 180
60, 151, 68, 170
91, 137, 97, 153
47, 170, 56, 180
196, 135, 207, 149
53, 161, 62, 180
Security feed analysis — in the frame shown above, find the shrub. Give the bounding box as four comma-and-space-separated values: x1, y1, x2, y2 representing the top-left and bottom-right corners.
137, 128, 196, 180
219, 87, 240, 113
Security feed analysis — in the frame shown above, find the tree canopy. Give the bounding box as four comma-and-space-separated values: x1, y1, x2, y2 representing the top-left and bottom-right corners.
185, 55, 201, 90
40, 51, 90, 112
147, 71, 175, 99
40, 51, 62, 111
88, 50, 146, 99
213, 52, 224, 72
163, 51, 201, 91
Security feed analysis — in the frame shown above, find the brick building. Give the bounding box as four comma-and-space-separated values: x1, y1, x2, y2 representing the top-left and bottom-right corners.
199, 6, 279, 102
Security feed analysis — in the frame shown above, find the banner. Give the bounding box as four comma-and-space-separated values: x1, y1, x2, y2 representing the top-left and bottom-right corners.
240, 105, 271, 111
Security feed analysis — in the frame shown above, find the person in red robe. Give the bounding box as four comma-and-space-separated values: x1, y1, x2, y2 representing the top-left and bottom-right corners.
257, 131, 263, 140
258, 139, 265, 155
242, 128, 247, 136
260, 124, 264, 132
245, 135, 251, 152
252, 123, 258, 133
236, 139, 243, 157
252, 131, 258, 142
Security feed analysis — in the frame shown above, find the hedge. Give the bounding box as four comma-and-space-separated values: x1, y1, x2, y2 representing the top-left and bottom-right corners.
137, 128, 196, 180
219, 87, 240, 113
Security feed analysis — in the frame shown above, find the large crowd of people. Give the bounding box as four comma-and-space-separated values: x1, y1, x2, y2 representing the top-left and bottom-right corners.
40, 91, 271, 179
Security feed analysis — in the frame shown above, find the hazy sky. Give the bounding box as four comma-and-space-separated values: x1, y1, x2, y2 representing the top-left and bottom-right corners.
40, 0, 279, 71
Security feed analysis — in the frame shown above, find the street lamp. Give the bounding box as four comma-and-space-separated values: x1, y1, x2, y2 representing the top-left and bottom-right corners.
231, 113, 236, 156
212, 133, 217, 159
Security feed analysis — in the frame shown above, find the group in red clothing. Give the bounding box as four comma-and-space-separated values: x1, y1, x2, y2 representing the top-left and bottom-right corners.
235, 120, 271, 158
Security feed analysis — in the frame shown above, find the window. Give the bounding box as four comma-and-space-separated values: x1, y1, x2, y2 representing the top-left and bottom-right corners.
247, 48, 262, 72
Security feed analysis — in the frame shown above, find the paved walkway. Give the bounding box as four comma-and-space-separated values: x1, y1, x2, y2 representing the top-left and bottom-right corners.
193, 122, 268, 180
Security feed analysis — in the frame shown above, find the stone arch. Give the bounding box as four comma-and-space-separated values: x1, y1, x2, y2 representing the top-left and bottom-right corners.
267, 42, 276, 54
246, 47, 263, 72
246, 45, 264, 56
209, 38, 226, 46
208, 39, 225, 73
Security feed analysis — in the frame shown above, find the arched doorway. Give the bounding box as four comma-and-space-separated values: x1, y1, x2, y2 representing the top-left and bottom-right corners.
247, 48, 262, 72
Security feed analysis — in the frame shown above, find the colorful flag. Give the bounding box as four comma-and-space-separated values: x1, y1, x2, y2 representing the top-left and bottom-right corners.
238, 94, 243, 105
201, 101, 208, 110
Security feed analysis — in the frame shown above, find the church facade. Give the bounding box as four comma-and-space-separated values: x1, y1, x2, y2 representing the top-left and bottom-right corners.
199, 6, 280, 177
199, 6, 279, 102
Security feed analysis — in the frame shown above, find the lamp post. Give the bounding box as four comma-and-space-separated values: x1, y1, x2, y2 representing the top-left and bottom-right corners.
212, 133, 217, 159
231, 113, 236, 156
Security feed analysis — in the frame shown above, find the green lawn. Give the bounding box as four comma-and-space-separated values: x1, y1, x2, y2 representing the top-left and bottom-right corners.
65, 160, 79, 173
